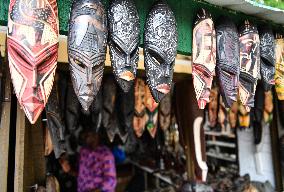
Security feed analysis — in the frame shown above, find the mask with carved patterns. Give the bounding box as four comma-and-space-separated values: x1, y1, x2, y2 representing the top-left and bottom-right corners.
192, 8, 216, 109
274, 36, 284, 100
216, 17, 239, 108
259, 26, 275, 91
239, 20, 260, 112
68, 0, 107, 110
108, 0, 140, 92
144, 0, 178, 103
7, 0, 59, 124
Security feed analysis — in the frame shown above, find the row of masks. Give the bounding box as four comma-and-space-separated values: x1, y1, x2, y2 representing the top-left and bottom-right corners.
7, 0, 178, 124
192, 8, 283, 113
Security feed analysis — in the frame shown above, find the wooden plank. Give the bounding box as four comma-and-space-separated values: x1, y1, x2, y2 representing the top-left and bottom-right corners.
14, 103, 27, 192
0, 61, 12, 191
14, 105, 45, 192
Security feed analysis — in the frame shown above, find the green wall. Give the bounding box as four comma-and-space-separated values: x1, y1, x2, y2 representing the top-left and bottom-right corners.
0, 0, 283, 55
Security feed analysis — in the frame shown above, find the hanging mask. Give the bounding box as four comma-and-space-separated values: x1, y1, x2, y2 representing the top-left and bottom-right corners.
68, 0, 108, 111
7, 0, 59, 124
275, 36, 284, 100
45, 78, 66, 159
159, 92, 171, 131
239, 20, 260, 112
216, 17, 239, 108
192, 8, 216, 109
259, 26, 275, 91
108, 0, 140, 92
144, 1, 178, 103
145, 85, 159, 138
133, 78, 147, 137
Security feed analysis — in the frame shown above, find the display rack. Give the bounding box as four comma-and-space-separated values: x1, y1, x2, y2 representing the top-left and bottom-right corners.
205, 130, 238, 164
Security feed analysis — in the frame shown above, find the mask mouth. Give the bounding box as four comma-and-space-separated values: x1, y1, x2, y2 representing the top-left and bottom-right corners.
156, 84, 170, 94
119, 71, 135, 81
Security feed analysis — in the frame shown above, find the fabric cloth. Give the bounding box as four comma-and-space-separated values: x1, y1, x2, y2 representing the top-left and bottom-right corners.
77, 146, 117, 192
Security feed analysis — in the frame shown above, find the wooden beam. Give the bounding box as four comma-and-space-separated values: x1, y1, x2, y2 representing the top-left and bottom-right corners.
14, 105, 45, 192
0, 27, 192, 75
0, 57, 12, 191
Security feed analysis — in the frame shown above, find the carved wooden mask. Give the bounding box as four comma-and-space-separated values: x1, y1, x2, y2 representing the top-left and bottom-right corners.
192, 8, 216, 109
68, 0, 108, 111
239, 20, 260, 112
216, 17, 239, 108
275, 37, 284, 100
259, 26, 275, 91
108, 0, 140, 92
144, 1, 178, 103
7, 0, 59, 124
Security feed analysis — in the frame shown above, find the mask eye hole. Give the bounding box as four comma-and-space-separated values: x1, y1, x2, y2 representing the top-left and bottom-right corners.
112, 40, 125, 55
130, 47, 138, 59
92, 62, 104, 73
74, 58, 85, 69
148, 49, 164, 65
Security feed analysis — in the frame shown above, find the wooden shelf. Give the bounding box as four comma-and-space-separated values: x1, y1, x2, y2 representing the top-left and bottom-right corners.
206, 141, 236, 148
205, 131, 236, 138
206, 152, 236, 162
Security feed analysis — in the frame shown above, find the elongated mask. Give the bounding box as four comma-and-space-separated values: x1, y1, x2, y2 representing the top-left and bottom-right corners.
216, 17, 239, 108
239, 20, 260, 112
144, 0, 178, 103
7, 0, 59, 124
275, 36, 284, 100
192, 8, 216, 109
108, 0, 140, 92
68, 0, 107, 110
259, 26, 275, 91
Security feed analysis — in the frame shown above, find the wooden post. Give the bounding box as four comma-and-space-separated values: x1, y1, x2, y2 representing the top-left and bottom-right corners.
14, 105, 45, 192
0, 67, 12, 192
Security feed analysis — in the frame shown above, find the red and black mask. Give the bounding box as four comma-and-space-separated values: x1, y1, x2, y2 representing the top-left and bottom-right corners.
144, 1, 178, 103
7, 0, 59, 124
68, 0, 107, 111
239, 20, 260, 112
192, 8, 216, 109
216, 17, 239, 108
108, 0, 140, 92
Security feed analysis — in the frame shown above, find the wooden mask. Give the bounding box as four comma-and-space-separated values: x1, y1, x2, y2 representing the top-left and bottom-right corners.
159, 92, 171, 131
192, 8, 216, 109
68, 0, 108, 110
108, 0, 140, 92
259, 26, 275, 91
133, 78, 147, 137
145, 85, 159, 138
239, 20, 260, 112
216, 17, 240, 108
275, 36, 284, 100
7, 0, 59, 124
45, 78, 66, 159
144, 0, 178, 103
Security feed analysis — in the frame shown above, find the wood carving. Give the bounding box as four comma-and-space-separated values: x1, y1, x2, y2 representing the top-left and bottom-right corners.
7, 0, 59, 124
192, 8, 216, 109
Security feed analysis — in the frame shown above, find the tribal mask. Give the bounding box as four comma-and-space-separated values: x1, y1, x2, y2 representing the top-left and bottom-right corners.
108, 0, 140, 92
192, 8, 216, 109
7, 0, 59, 124
144, 1, 178, 103
239, 20, 260, 112
259, 26, 275, 91
275, 36, 284, 100
216, 17, 239, 108
68, 0, 108, 110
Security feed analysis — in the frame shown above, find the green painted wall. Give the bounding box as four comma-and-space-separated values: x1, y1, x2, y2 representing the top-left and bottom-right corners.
0, 0, 283, 55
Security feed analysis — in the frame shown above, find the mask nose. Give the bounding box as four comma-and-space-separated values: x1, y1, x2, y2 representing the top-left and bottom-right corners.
164, 65, 171, 77
86, 67, 92, 85
125, 55, 131, 68
32, 67, 37, 88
